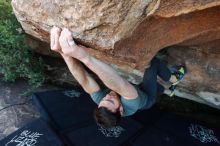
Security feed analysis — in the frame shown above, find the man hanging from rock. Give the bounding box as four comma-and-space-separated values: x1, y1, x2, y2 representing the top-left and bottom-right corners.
50, 26, 187, 128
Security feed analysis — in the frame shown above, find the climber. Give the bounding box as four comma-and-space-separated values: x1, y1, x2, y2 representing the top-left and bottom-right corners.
50, 26, 187, 128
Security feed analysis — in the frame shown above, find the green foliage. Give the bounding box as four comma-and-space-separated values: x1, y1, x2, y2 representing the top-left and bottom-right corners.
0, 0, 46, 88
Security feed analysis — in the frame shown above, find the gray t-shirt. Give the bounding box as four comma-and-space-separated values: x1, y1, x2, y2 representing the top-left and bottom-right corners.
90, 85, 148, 117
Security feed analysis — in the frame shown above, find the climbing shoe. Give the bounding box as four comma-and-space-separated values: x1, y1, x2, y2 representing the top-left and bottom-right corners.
170, 65, 187, 86
168, 85, 176, 97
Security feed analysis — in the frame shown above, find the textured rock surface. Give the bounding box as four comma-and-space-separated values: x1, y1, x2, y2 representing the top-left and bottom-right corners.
12, 0, 220, 109
0, 80, 60, 140
115, 4, 220, 69
12, 0, 155, 49
0, 80, 38, 140
12, 0, 220, 69
164, 39, 220, 108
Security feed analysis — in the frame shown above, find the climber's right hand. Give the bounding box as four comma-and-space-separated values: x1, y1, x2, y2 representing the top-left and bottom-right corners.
59, 28, 89, 60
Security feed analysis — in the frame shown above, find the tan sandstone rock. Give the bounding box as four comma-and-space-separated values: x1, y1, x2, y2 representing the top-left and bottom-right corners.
12, 0, 220, 109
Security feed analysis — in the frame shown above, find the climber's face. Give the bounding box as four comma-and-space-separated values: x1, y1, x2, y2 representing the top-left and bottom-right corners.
98, 91, 123, 115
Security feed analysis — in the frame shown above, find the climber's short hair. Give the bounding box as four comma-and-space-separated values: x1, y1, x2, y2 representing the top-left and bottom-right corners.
93, 106, 121, 128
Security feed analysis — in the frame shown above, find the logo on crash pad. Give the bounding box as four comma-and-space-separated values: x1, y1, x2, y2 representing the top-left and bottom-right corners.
5, 130, 43, 146
98, 125, 125, 138
63, 90, 81, 98
189, 124, 220, 144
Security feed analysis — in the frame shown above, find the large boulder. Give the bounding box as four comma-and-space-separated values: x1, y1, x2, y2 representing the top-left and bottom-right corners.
12, 0, 220, 109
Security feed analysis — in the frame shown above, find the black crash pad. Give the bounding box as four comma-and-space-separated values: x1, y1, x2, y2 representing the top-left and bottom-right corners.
63, 118, 142, 146
153, 113, 220, 146
32, 88, 143, 146
0, 118, 63, 146
130, 110, 220, 146
31, 88, 220, 146
32, 88, 97, 131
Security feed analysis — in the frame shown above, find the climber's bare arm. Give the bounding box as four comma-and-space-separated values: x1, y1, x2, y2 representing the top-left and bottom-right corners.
81, 56, 138, 99
50, 27, 100, 94
61, 56, 101, 94
59, 28, 138, 99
